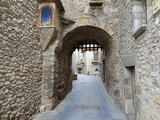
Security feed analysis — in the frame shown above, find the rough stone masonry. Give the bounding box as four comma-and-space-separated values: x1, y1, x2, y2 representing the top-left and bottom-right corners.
118, 0, 160, 120
0, 0, 160, 120
0, 0, 42, 120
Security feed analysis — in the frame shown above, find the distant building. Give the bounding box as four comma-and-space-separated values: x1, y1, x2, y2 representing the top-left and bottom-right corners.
72, 49, 102, 76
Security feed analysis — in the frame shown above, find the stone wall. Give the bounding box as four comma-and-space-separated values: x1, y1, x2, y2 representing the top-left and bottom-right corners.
38, 1, 64, 111
61, 0, 118, 38
0, 1, 42, 119
54, 52, 73, 108
118, 0, 160, 120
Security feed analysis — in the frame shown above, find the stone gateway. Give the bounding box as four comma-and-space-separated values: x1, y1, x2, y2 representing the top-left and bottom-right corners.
0, 0, 160, 120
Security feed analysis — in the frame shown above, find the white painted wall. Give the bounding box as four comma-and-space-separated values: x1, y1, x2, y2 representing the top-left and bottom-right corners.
72, 49, 102, 76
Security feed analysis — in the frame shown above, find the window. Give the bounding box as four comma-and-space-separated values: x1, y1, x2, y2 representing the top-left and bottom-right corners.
133, 0, 147, 37
38, 5, 54, 26
153, 0, 160, 15
93, 52, 98, 61
89, 0, 104, 7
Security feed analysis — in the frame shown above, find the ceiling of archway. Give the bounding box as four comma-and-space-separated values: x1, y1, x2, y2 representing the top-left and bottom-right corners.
60, 26, 112, 54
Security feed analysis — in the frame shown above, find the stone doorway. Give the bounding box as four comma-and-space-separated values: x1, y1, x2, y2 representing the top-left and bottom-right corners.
130, 67, 136, 119
125, 66, 137, 120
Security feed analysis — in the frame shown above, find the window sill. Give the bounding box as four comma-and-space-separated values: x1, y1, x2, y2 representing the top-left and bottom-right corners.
38, 25, 55, 28
133, 24, 146, 39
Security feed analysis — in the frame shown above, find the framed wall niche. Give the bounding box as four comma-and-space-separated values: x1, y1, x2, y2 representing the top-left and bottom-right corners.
38, 4, 55, 27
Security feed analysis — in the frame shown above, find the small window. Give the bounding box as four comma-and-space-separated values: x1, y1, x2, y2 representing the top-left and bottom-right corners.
93, 52, 98, 61
89, 0, 104, 7
153, 0, 160, 15
133, 0, 147, 32
38, 5, 54, 26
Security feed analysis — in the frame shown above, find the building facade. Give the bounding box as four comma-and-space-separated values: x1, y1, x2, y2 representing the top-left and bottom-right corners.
72, 49, 102, 76
119, 0, 160, 120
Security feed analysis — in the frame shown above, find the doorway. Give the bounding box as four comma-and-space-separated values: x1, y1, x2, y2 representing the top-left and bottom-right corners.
127, 66, 137, 120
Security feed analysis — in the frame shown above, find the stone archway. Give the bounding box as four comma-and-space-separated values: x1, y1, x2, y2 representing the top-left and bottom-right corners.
53, 25, 113, 107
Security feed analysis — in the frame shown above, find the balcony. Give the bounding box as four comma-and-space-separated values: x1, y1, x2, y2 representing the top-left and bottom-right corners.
89, 0, 104, 6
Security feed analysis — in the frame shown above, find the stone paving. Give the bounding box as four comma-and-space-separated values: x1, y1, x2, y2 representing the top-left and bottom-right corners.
34, 75, 127, 120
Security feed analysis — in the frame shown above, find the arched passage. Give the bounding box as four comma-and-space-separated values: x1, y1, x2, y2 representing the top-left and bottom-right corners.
53, 26, 113, 106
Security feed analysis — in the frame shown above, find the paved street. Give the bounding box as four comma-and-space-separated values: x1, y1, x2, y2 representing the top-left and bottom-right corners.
34, 75, 127, 120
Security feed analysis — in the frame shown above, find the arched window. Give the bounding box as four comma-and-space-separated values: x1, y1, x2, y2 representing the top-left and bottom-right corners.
38, 5, 54, 26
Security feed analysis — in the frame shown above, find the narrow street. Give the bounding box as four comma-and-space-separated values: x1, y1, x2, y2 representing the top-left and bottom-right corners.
34, 75, 127, 120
